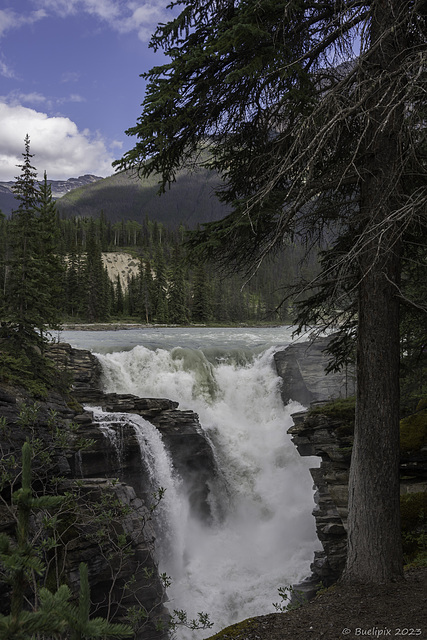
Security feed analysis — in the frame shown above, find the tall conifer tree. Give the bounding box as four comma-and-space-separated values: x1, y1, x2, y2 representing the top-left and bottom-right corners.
116, 0, 426, 583
168, 244, 188, 324
2, 136, 46, 352
35, 172, 64, 337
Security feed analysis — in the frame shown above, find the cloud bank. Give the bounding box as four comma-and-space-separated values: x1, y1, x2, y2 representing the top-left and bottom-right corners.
0, 102, 116, 181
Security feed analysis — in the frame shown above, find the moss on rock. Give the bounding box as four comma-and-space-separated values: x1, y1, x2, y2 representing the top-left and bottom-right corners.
308, 399, 427, 455
204, 618, 258, 640
308, 396, 355, 435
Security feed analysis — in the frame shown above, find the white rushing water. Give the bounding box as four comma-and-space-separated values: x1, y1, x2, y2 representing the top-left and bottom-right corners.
91, 408, 189, 572
61, 327, 319, 638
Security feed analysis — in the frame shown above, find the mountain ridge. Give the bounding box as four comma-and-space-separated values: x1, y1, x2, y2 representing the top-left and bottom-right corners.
55, 167, 229, 229
1, 168, 229, 229
0, 174, 103, 216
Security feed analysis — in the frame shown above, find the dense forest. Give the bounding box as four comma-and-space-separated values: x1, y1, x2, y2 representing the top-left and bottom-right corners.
59, 214, 318, 324
0, 144, 318, 328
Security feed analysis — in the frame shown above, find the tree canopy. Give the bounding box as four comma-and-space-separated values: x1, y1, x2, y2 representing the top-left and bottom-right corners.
116, 0, 427, 584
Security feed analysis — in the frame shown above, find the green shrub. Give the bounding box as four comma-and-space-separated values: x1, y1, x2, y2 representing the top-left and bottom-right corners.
308, 396, 355, 436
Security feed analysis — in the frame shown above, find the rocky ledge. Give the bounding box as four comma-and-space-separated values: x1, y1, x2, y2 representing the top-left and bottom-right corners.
1, 343, 219, 639
274, 337, 426, 597
273, 336, 355, 406
288, 405, 427, 592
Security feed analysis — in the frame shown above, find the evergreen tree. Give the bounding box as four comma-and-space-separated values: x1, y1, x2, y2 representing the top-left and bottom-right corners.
168, 244, 188, 324
153, 246, 169, 323
191, 263, 211, 323
116, 0, 427, 583
0, 211, 7, 314
35, 172, 64, 336
140, 259, 155, 323
114, 274, 125, 315
1, 136, 52, 356
4, 135, 38, 333
125, 274, 137, 316
82, 220, 109, 322
65, 248, 83, 318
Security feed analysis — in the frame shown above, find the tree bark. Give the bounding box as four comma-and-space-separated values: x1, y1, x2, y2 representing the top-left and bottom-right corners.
344, 238, 403, 582
343, 0, 405, 583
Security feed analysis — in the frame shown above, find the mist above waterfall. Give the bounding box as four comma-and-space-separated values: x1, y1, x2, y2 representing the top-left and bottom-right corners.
63, 327, 319, 638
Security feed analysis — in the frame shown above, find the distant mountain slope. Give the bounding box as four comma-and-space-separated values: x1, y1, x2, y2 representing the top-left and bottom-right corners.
0, 175, 102, 216
56, 168, 230, 229
0, 185, 17, 217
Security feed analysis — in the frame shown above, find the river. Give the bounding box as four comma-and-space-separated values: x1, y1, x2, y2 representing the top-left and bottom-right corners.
60, 326, 319, 638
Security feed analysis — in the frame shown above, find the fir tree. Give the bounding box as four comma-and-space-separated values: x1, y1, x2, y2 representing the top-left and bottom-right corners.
0, 211, 7, 314
2, 136, 42, 350
115, 273, 125, 315
168, 244, 188, 324
140, 259, 155, 323
35, 172, 64, 336
0, 136, 61, 376
153, 247, 169, 323
116, 0, 427, 583
65, 247, 83, 318
191, 263, 211, 323
82, 220, 109, 322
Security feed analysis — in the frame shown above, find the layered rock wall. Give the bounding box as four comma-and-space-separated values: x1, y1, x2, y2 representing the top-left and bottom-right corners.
273, 336, 355, 406
275, 338, 427, 592
1, 343, 219, 638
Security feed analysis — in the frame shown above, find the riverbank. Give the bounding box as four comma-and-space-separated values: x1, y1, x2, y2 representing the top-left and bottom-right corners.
60, 322, 293, 331
204, 566, 427, 640
62, 322, 160, 331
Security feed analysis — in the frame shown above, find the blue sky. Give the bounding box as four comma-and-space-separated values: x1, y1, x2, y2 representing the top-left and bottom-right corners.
0, 0, 175, 181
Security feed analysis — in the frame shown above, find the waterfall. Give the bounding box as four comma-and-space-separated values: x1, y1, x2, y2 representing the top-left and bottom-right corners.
94, 342, 319, 638
89, 407, 190, 575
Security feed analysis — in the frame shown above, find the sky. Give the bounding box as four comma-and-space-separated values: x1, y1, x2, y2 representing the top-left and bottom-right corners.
0, 0, 176, 181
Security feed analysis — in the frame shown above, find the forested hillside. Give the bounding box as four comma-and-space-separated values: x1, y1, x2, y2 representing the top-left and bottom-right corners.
0, 211, 317, 326
0, 139, 320, 328
56, 167, 230, 228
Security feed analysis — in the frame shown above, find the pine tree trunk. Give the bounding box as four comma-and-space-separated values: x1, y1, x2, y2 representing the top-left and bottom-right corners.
344, 239, 403, 582
343, 0, 405, 583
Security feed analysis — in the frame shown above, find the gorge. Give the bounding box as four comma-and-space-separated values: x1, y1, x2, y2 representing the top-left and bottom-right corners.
49, 327, 352, 638
2, 327, 423, 639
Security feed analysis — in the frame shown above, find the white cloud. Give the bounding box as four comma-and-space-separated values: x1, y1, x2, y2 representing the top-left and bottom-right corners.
0, 102, 116, 180
121, 2, 167, 41
2, 1, 174, 45
0, 8, 47, 80
35, 0, 121, 21
7, 91, 49, 106
61, 71, 80, 83
0, 8, 46, 38
0, 57, 16, 79
2, 89, 86, 112
58, 93, 86, 104
34, 0, 173, 42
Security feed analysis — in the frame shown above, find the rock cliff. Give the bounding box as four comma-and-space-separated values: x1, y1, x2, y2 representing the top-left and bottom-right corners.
3, 335, 424, 633
287, 405, 427, 592
273, 336, 355, 406
1, 343, 219, 639
275, 337, 427, 596
0, 380, 168, 638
